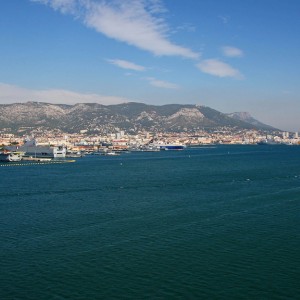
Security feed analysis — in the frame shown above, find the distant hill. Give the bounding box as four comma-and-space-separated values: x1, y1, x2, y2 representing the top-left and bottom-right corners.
226, 112, 276, 131
0, 101, 278, 134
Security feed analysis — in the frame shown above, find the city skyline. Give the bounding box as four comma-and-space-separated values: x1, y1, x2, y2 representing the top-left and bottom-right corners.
0, 0, 299, 131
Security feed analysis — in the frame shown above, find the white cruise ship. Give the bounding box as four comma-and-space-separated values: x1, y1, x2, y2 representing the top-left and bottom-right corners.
5, 138, 66, 158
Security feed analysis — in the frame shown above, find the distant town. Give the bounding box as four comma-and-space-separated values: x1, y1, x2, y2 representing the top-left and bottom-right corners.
1, 127, 299, 154
1, 102, 299, 153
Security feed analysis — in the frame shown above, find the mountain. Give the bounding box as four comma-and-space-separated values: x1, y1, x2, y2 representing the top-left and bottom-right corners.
226, 112, 276, 131
0, 101, 277, 134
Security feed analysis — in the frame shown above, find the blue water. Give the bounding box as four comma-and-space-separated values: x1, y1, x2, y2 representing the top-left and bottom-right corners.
1, 145, 300, 299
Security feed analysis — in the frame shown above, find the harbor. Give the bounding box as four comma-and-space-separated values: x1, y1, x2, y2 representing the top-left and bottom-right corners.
0, 136, 189, 164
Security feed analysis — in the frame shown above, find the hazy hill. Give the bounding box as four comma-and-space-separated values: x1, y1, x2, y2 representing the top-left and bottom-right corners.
0, 101, 277, 134
226, 112, 276, 131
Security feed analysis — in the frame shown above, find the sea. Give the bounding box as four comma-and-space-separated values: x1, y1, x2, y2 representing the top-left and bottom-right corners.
1, 145, 300, 299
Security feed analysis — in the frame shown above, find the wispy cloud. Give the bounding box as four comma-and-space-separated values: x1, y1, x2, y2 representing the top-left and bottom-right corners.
146, 77, 179, 89
31, 0, 78, 14
107, 59, 146, 71
219, 15, 230, 24
222, 46, 244, 57
175, 23, 196, 33
145, 0, 168, 14
196, 59, 244, 79
0, 82, 129, 105
32, 0, 199, 59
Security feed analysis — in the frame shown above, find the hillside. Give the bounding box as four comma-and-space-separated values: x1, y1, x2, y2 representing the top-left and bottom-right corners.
0, 101, 277, 134
226, 112, 276, 131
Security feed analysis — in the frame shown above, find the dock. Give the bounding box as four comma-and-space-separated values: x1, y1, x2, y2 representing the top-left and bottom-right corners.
0, 159, 76, 167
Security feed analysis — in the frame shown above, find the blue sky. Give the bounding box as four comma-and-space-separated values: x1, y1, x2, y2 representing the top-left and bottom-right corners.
0, 0, 300, 131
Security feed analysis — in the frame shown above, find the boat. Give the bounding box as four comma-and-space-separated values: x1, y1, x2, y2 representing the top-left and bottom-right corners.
257, 139, 278, 145
0, 151, 23, 162
22, 157, 52, 162
4, 138, 67, 158
157, 144, 186, 150
103, 151, 120, 156
66, 151, 84, 158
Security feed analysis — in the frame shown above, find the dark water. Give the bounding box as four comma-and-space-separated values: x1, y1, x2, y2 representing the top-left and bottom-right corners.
1, 145, 300, 299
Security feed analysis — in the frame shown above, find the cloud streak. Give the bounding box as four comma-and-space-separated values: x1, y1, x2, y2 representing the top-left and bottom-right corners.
32, 0, 199, 59
197, 59, 244, 79
107, 59, 146, 71
31, 0, 78, 14
222, 46, 244, 57
0, 82, 129, 105
146, 77, 179, 89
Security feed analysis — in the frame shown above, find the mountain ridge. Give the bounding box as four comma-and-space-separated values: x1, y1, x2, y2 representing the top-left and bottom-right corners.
0, 101, 278, 134
226, 112, 275, 131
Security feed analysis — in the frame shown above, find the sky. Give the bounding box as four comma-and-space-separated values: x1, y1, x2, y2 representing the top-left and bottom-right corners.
0, 0, 300, 131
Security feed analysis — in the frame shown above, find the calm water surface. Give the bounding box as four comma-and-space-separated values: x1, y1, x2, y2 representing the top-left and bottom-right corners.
1, 145, 300, 299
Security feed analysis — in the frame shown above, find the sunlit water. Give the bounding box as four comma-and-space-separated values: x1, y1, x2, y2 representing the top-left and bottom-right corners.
1, 145, 300, 299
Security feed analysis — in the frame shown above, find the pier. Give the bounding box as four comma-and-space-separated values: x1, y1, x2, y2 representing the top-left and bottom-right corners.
0, 160, 76, 167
